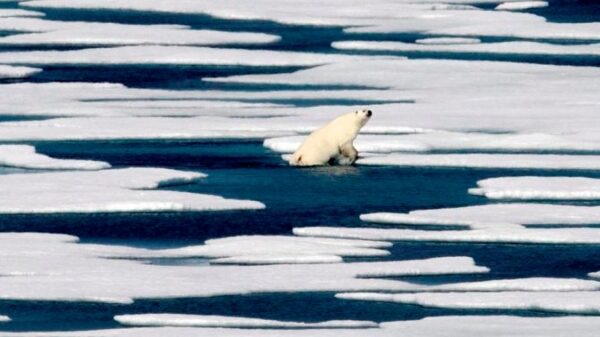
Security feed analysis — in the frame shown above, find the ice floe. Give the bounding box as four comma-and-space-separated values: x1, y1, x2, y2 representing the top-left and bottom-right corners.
337, 291, 600, 314
0, 232, 487, 303
358, 153, 600, 170
361, 204, 600, 229
0, 167, 264, 213
114, 314, 378, 328
0, 18, 279, 46
496, 1, 548, 11
470, 176, 600, 200
415, 37, 481, 45
0, 65, 41, 79
0, 45, 358, 66
113, 235, 392, 264
4, 316, 600, 336
0, 9, 44, 17
0, 144, 110, 170
333, 40, 600, 56
0, 316, 9, 322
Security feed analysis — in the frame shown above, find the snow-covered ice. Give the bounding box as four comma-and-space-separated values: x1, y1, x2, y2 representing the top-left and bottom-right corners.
415, 37, 481, 45
496, 1, 548, 11
0, 167, 264, 214
0, 9, 44, 17
470, 176, 600, 200
0, 18, 280, 46
333, 41, 600, 57
131, 235, 392, 262
4, 316, 600, 337
0, 65, 41, 79
361, 204, 600, 229
337, 291, 600, 314
114, 314, 378, 328
0, 45, 359, 66
0, 232, 487, 303
0, 145, 110, 170
0, 316, 8, 323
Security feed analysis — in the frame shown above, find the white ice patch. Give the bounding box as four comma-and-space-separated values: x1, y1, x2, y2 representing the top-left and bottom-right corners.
133, 236, 392, 263
0, 232, 487, 303
0, 145, 109, 170
358, 153, 600, 170
337, 291, 600, 314
0, 65, 41, 79
115, 314, 378, 329
496, 1, 549, 11
0, 167, 264, 214
0, 45, 359, 66
0, 9, 44, 17
295, 226, 600, 244
470, 176, 600, 200
0, 18, 279, 46
333, 40, 600, 56
415, 37, 481, 45
4, 316, 600, 337
340, 277, 600, 294
361, 204, 600, 229
0, 316, 8, 323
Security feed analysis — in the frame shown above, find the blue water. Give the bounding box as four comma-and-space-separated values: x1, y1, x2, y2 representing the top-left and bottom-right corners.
1, 0, 599, 333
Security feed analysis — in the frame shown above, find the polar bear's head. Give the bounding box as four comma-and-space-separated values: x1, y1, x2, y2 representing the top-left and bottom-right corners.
354, 109, 372, 127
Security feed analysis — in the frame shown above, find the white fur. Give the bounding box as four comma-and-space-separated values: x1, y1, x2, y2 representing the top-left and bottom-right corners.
289, 109, 372, 166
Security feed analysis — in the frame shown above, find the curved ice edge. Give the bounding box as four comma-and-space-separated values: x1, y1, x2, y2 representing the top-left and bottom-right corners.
114, 314, 379, 329
0, 144, 110, 170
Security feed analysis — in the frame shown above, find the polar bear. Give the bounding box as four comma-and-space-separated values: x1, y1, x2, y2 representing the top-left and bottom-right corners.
289, 109, 372, 166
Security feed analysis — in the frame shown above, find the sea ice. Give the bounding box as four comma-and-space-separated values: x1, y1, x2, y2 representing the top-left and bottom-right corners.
114, 314, 378, 328
0, 232, 487, 303
0, 167, 264, 213
496, 1, 548, 11
337, 291, 600, 314
0, 65, 41, 79
358, 153, 600, 170
0, 18, 280, 46
0, 145, 110, 170
470, 176, 600, 200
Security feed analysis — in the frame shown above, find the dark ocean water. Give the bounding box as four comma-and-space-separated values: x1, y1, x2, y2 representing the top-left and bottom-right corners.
0, 0, 599, 332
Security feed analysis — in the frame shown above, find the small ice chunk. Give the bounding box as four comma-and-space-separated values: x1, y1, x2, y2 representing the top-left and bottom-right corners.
0, 145, 110, 170
0, 315, 9, 322
470, 176, 600, 200
0, 65, 41, 79
114, 314, 378, 329
415, 37, 481, 45
496, 1, 549, 11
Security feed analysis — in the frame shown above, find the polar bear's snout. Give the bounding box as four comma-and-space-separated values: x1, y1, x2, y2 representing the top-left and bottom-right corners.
366, 109, 372, 117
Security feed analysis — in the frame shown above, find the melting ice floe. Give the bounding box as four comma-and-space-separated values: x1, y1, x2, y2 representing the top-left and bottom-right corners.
0, 232, 487, 303
114, 314, 378, 329
357, 153, 600, 170
0, 144, 109, 170
0, 65, 40, 79
0, 45, 359, 66
337, 291, 600, 314
470, 176, 600, 200
0, 18, 280, 46
0, 316, 8, 323
0, 167, 264, 213
415, 37, 481, 45
361, 204, 600, 229
3, 316, 600, 336
495, 1, 548, 11
22, 0, 600, 40
0, 9, 43, 18
295, 204, 600, 244
332, 41, 600, 57
109, 235, 392, 264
